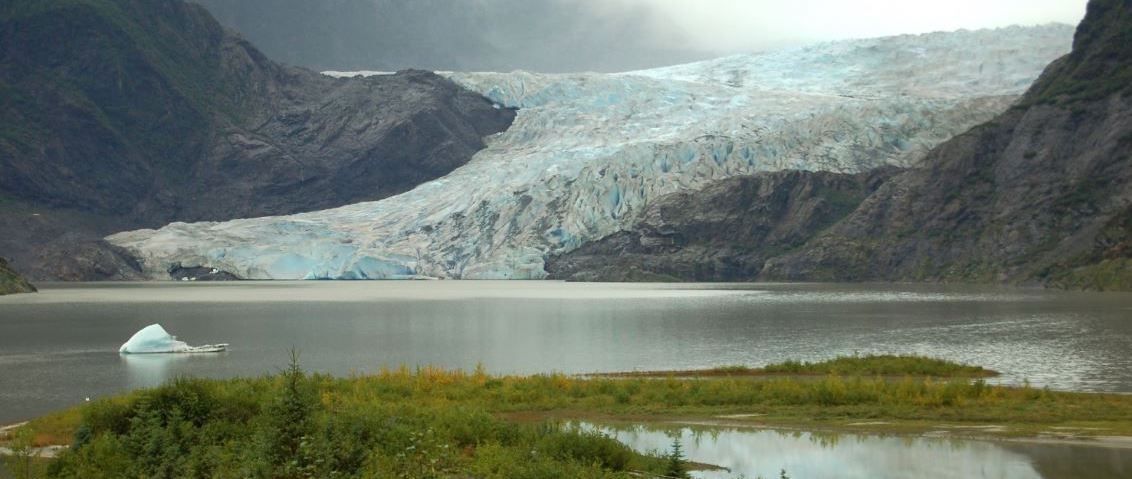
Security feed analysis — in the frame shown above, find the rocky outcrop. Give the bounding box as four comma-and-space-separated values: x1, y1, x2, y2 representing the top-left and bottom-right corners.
546, 169, 893, 281
167, 263, 240, 281
759, 0, 1132, 290
0, 0, 514, 280
0, 257, 35, 295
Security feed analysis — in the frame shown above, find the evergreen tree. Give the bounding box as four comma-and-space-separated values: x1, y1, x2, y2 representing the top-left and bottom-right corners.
263, 349, 318, 478
665, 436, 690, 479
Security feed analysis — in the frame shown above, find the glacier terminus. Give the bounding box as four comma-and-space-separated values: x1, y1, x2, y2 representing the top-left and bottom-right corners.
106, 25, 1074, 280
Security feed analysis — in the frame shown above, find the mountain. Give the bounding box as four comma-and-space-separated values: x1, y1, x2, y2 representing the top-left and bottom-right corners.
192, 0, 710, 73
0, 257, 35, 295
757, 0, 1132, 290
106, 26, 1073, 280
545, 168, 894, 281
554, 0, 1132, 291
0, 0, 515, 279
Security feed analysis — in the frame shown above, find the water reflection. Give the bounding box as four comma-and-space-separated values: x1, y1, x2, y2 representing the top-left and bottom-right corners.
580, 422, 1132, 479
121, 353, 227, 390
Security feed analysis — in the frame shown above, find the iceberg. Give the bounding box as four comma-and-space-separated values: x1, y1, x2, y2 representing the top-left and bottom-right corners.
109, 26, 1074, 280
119, 324, 227, 354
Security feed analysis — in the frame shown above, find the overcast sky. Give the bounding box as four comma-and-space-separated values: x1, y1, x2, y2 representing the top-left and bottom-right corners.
199, 0, 1090, 73
628, 0, 1089, 52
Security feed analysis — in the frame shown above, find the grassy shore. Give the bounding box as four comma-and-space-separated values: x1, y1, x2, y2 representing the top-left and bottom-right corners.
8, 355, 1132, 478
593, 354, 998, 378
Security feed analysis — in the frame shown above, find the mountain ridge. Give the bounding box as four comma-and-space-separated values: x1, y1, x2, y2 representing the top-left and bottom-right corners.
552, 0, 1132, 290
0, 0, 515, 280
105, 25, 1073, 280
758, 0, 1132, 290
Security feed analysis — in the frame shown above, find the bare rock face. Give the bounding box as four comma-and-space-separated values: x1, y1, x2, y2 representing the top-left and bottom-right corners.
759, 0, 1132, 290
0, 0, 515, 280
546, 169, 893, 281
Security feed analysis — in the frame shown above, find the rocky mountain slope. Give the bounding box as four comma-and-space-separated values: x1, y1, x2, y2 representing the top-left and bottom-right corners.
546, 169, 894, 281
758, 0, 1132, 290
553, 0, 1132, 290
0, 0, 514, 279
107, 26, 1073, 280
0, 257, 35, 295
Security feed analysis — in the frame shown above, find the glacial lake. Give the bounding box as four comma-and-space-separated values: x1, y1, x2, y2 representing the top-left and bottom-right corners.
2, 281, 1131, 425
581, 422, 1132, 479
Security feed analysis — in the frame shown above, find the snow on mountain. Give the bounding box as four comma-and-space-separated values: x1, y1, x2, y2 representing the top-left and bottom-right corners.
108, 25, 1074, 280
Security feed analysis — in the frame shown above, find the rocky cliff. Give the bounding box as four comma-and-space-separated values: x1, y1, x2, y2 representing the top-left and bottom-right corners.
0, 0, 515, 279
0, 257, 35, 295
759, 0, 1132, 291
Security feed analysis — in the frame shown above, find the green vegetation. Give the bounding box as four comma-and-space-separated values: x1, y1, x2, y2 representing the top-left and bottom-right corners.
1, 427, 51, 479
1043, 207, 1132, 291
1024, 0, 1132, 106
0, 258, 35, 295
10, 355, 1132, 477
761, 355, 996, 377
664, 437, 690, 479
600, 354, 997, 378
27, 360, 675, 479
0, 0, 277, 214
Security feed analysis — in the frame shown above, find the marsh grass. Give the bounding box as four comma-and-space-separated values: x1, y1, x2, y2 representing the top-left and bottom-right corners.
597, 354, 997, 379
16, 358, 1132, 477
760, 355, 996, 377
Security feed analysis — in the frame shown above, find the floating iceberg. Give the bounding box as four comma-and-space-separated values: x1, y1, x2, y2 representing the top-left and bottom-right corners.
119, 324, 227, 354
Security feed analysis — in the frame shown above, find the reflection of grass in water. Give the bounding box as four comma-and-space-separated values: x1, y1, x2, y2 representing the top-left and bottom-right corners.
17, 359, 1132, 477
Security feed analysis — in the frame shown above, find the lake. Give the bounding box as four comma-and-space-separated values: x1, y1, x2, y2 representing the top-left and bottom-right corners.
581, 422, 1132, 479
2, 281, 1132, 426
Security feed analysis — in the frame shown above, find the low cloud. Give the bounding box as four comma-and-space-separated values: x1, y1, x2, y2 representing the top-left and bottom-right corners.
197, 0, 1088, 73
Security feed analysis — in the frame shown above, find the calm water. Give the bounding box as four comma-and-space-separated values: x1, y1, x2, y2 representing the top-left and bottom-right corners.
2, 281, 1132, 425
582, 422, 1132, 479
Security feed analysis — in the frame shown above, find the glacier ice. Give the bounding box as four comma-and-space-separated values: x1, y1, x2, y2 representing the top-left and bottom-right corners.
119, 324, 227, 354
108, 25, 1074, 280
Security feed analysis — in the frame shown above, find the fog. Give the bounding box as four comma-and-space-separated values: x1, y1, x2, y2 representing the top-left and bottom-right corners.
195, 0, 1088, 73
633, 0, 1088, 52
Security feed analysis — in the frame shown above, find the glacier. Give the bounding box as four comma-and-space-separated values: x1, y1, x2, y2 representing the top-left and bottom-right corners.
107, 25, 1074, 280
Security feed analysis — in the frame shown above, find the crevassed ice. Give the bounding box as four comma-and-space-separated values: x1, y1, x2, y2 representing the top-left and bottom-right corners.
109, 25, 1074, 280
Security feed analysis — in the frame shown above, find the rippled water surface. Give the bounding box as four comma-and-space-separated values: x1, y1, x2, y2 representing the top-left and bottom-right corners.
2, 281, 1131, 424
584, 422, 1132, 479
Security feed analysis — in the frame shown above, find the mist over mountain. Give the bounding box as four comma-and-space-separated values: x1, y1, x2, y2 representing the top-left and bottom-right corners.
193, 0, 713, 73
192, 0, 1086, 73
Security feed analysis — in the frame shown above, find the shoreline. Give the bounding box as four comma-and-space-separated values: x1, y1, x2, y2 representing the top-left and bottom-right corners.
501, 411, 1132, 450
9, 357, 1132, 458
9, 415, 1132, 455
667, 417, 1132, 450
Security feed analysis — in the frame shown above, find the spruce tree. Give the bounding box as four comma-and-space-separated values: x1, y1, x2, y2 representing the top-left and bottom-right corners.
665, 436, 690, 479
